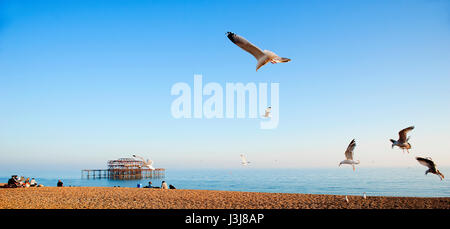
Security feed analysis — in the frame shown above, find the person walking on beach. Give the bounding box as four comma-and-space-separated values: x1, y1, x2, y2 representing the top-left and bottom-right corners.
161, 181, 168, 189
57, 180, 63, 187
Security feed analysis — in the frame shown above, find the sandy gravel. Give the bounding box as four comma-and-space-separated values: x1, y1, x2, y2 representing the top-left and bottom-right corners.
0, 187, 449, 209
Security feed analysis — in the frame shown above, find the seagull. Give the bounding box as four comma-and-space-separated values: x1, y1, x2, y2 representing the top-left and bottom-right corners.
345, 195, 349, 203
339, 139, 360, 171
262, 106, 272, 118
390, 126, 414, 153
132, 154, 155, 170
416, 157, 444, 180
226, 32, 291, 71
240, 154, 250, 166
363, 192, 366, 199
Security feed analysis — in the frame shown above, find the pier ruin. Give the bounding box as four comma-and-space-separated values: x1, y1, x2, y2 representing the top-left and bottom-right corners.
81, 158, 165, 180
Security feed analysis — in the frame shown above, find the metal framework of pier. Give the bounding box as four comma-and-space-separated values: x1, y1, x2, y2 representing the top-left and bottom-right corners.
81, 158, 165, 180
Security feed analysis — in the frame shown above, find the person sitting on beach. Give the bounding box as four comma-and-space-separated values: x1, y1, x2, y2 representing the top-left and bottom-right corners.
12, 176, 21, 185
144, 181, 153, 188
30, 178, 37, 187
7, 176, 20, 188
161, 181, 168, 190
169, 184, 176, 189
57, 180, 63, 187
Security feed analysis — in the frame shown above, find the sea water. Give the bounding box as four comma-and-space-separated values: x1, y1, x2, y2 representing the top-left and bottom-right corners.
1, 167, 449, 197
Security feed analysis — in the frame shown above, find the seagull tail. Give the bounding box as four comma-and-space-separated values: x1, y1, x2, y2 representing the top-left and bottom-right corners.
279, 57, 291, 63
272, 57, 291, 63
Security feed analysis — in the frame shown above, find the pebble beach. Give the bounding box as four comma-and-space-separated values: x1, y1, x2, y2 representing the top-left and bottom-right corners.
1, 186, 449, 209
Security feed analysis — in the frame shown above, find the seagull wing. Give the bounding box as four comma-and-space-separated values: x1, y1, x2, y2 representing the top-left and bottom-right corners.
398, 126, 414, 143
227, 32, 265, 60
416, 157, 436, 170
133, 155, 146, 162
133, 155, 148, 168
344, 139, 356, 160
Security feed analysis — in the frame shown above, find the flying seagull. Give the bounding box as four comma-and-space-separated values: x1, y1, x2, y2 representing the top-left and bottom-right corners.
240, 154, 250, 166
226, 32, 291, 71
339, 139, 360, 171
416, 157, 444, 180
390, 126, 414, 153
132, 154, 155, 170
262, 106, 272, 118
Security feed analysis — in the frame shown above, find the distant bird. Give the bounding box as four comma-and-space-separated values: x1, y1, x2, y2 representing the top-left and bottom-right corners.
240, 154, 250, 166
363, 192, 366, 199
390, 126, 414, 153
132, 154, 155, 170
262, 106, 272, 118
416, 157, 444, 180
226, 32, 291, 71
339, 139, 360, 171
345, 195, 349, 203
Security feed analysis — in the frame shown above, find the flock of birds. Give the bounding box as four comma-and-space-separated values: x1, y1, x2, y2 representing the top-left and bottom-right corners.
225, 32, 444, 181
337, 126, 444, 181
240, 126, 445, 203
133, 32, 444, 204
240, 126, 445, 181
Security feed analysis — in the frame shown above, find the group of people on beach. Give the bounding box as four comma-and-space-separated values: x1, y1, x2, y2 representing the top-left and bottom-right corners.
6, 175, 41, 188
4, 176, 177, 189
4, 176, 66, 188
142, 181, 176, 189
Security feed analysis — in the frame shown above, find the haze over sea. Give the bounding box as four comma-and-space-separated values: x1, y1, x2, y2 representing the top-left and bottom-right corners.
2, 168, 449, 197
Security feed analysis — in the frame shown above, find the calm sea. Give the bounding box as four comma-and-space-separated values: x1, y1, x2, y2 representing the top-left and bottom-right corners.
2, 168, 449, 197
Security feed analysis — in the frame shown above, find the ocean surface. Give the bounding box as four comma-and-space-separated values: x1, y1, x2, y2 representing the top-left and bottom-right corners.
2, 167, 450, 197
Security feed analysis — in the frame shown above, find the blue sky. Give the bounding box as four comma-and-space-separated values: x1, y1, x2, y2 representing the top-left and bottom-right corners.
0, 0, 449, 172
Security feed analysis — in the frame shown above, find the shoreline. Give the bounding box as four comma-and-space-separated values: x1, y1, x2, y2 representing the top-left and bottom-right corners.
1, 186, 449, 209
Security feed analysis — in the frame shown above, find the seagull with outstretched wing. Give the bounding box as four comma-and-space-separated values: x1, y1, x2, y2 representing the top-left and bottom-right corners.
262, 106, 272, 118
416, 157, 444, 180
390, 126, 414, 153
132, 154, 155, 170
240, 154, 250, 166
339, 139, 360, 171
226, 32, 291, 71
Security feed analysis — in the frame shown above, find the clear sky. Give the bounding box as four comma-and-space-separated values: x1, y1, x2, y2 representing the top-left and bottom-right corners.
0, 0, 449, 171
